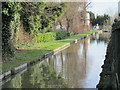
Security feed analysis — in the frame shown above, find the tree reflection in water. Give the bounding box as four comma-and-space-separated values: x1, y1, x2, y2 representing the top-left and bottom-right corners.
91, 32, 111, 44
46, 32, 110, 88
2, 32, 110, 88
2, 62, 69, 88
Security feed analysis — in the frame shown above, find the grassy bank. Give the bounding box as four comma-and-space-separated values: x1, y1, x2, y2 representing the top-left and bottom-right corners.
2, 30, 99, 73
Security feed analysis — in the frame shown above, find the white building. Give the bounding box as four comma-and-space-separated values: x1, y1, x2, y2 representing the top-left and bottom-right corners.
85, 13, 90, 26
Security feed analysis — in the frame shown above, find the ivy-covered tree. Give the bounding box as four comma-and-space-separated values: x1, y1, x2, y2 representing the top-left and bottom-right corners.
2, 2, 66, 60
2, 2, 15, 60
20, 2, 46, 34
20, 2, 65, 36
41, 3, 65, 32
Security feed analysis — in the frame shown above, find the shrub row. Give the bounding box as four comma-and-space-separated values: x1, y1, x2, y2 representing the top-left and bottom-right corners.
34, 30, 74, 43
54, 29, 68, 40
34, 32, 56, 43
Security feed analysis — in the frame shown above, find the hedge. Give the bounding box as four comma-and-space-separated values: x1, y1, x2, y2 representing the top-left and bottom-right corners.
34, 32, 56, 43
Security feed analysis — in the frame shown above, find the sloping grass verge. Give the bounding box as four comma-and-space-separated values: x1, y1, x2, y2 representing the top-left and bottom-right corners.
2, 50, 49, 72
2, 30, 99, 73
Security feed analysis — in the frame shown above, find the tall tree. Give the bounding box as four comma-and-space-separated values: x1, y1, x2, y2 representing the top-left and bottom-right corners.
94, 14, 110, 29
2, 2, 66, 60
56, 2, 88, 33
2, 2, 17, 60
88, 11, 96, 26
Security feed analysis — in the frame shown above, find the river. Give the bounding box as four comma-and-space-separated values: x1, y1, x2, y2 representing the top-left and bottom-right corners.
2, 32, 111, 88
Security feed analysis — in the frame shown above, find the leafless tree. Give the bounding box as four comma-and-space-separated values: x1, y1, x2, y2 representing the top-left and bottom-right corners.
55, 0, 92, 33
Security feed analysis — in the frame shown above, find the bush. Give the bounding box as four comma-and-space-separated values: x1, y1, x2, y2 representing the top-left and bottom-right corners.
34, 32, 56, 43
112, 18, 120, 30
54, 29, 68, 40
68, 31, 74, 36
44, 32, 56, 42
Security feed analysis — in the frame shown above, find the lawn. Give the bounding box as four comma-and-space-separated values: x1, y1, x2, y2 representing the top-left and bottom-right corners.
2, 30, 99, 73
2, 50, 49, 72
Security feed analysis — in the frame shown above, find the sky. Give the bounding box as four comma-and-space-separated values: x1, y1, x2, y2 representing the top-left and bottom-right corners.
88, 0, 120, 16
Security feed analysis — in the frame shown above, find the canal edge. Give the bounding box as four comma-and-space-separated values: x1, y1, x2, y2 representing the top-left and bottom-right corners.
0, 31, 101, 82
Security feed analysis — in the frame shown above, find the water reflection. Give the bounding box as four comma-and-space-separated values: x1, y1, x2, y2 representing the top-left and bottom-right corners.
47, 38, 89, 88
2, 32, 110, 88
46, 32, 110, 88
92, 32, 111, 44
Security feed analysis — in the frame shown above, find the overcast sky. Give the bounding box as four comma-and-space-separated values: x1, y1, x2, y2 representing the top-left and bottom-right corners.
88, 0, 120, 16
